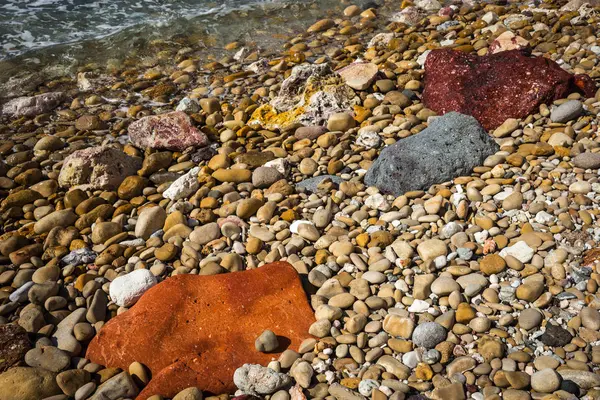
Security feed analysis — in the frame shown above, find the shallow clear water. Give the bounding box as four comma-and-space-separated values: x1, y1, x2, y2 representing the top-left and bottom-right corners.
0, 0, 308, 60
0, 0, 360, 94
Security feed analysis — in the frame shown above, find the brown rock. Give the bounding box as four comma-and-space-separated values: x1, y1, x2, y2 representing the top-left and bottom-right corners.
0, 324, 31, 373
86, 262, 314, 398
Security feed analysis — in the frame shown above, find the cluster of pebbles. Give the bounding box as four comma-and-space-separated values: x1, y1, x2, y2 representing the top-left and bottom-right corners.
2, 0, 600, 400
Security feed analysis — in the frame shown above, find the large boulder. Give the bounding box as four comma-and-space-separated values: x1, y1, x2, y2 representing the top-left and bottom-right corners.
249, 63, 359, 130
0, 367, 61, 400
364, 112, 498, 196
1, 92, 64, 118
86, 262, 314, 398
128, 111, 209, 151
58, 146, 141, 191
422, 49, 597, 130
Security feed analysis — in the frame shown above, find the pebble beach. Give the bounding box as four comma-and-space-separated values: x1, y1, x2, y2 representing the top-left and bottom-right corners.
2, 0, 600, 400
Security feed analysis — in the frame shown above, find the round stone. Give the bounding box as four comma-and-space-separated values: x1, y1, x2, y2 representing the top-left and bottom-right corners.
412, 322, 447, 348
531, 369, 561, 393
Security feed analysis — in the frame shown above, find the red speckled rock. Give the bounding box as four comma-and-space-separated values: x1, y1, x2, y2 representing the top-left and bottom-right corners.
128, 111, 209, 151
422, 49, 597, 130
86, 262, 314, 399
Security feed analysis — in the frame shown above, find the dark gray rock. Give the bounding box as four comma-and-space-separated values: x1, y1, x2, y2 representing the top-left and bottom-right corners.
296, 175, 343, 192
364, 112, 498, 196
540, 323, 572, 347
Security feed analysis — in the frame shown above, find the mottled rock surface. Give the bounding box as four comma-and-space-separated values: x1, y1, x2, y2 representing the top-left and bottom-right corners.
1, 92, 64, 117
58, 146, 142, 191
365, 112, 498, 195
128, 111, 209, 151
0, 324, 31, 373
87, 262, 314, 398
422, 49, 596, 129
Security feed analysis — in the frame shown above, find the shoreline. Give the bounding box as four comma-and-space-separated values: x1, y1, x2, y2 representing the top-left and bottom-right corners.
2, 0, 600, 400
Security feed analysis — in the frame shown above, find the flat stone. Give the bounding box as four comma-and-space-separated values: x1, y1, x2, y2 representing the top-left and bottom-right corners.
337, 62, 379, 90
87, 262, 314, 398
499, 241, 534, 264
518, 308, 543, 330
296, 175, 343, 192
25, 346, 70, 372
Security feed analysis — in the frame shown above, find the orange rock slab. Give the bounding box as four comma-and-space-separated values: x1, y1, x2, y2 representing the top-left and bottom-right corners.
86, 262, 315, 399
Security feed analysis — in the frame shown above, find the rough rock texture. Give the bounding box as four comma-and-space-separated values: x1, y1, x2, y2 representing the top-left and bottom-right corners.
1, 92, 64, 117
87, 262, 314, 398
0, 324, 31, 373
364, 112, 499, 195
128, 111, 209, 151
540, 323, 573, 347
233, 364, 292, 395
162, 167, 200, 200
422, 49, 597, 130
488, 31, 529, 54
0, 367, 61, 400
109, 269, 158, 307
561, 0, 600, 11
249, 63, 359, 130
58, 146, 142, 191
336, 62, 379, 90
390, 7, 426, 25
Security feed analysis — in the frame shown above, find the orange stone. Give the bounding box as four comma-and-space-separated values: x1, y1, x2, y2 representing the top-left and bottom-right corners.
86, 262, 314, 398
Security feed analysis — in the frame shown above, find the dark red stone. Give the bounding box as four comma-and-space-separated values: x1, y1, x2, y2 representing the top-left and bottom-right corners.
422, 49, 597, 130
86, 262, 314, 399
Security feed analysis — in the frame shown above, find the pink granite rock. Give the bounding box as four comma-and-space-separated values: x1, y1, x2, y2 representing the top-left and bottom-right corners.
128, 111, 209, 151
